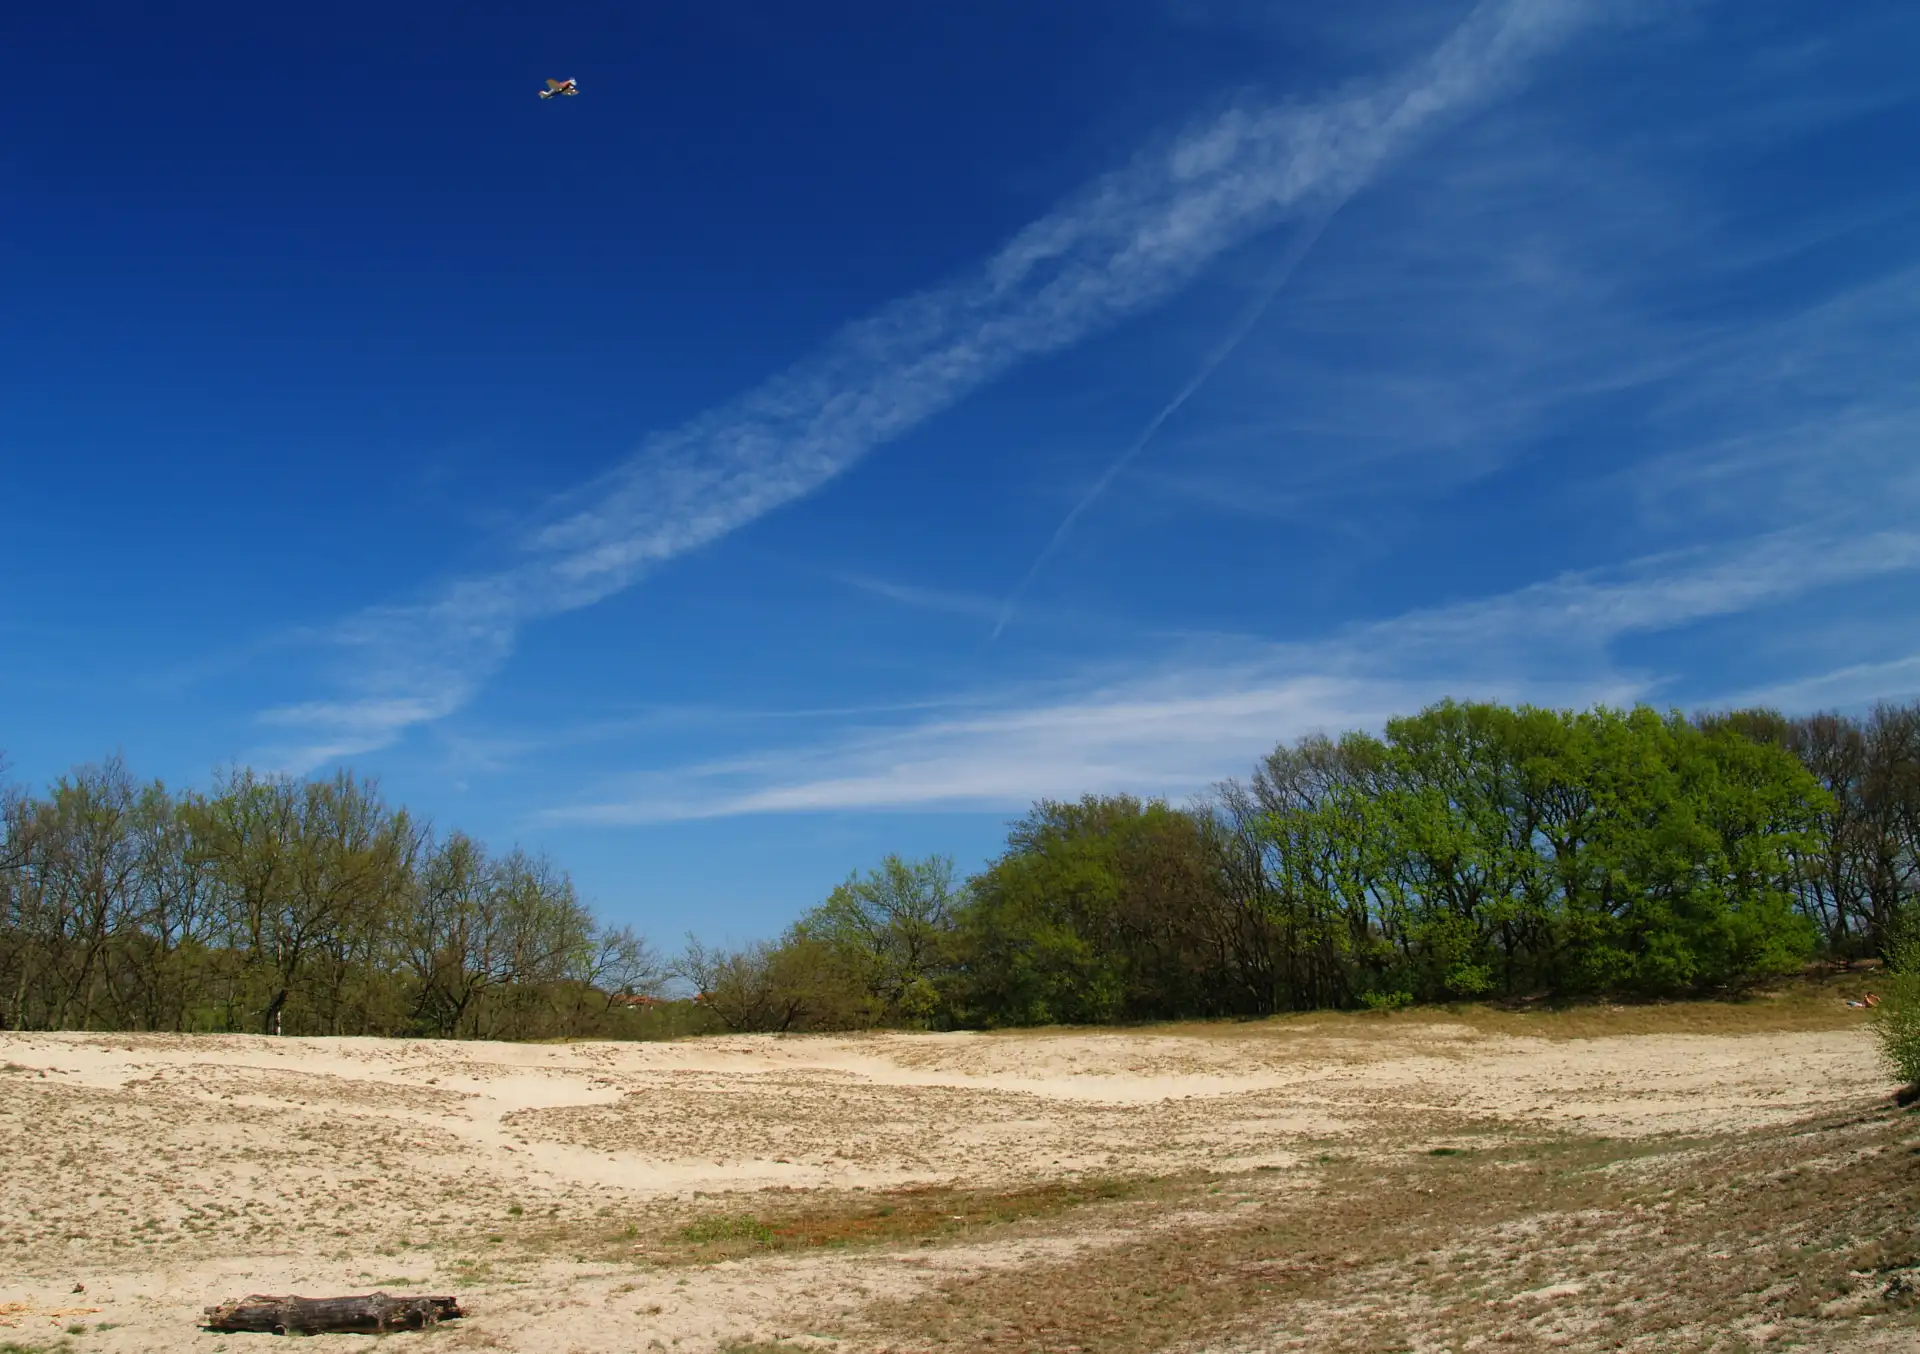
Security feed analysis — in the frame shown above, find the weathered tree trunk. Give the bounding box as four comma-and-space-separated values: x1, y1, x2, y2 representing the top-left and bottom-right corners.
202, 1292, 464, 1334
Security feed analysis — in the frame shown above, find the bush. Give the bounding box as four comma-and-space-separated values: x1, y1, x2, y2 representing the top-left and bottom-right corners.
1872, 933, 1920, 1096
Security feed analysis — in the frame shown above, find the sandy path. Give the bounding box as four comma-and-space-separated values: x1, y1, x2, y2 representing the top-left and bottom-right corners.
0, 1020, 1886, 1352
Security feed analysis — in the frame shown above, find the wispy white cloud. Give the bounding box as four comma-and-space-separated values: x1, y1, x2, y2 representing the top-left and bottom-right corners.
990, 199, 1348, 640
542, 523, 1920, 822
828, 571, 1007, 620
1714, 653, 1920, 716
544, 674, 1499, 823
426, 694, 981, 781
1346, 527, 1920, 668
1099, 23, 1920, 547
259, 0, 1615, 765
827, 569, 1150, 641
254, 692, 476, 776
1049, 122, 1700, 540
1623, 266, 1920, 530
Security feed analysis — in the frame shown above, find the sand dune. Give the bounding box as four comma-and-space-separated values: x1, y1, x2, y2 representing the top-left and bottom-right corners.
0, 1015, 1893, 1352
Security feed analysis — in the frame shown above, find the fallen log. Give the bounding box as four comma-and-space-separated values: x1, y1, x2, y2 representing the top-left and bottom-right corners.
202, 1292, 464, 1335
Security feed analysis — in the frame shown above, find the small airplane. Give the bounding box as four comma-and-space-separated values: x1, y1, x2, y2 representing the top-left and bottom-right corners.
539, 78, 579, 99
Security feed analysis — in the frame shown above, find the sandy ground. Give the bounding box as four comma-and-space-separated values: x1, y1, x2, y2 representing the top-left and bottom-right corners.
0, 1017, 1898, 1353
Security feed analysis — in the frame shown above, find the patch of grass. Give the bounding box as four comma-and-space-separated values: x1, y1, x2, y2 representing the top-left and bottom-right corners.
513, 1176, 1161, 1268
447, 1256, 503, 1285
677, 1213, 777, 1248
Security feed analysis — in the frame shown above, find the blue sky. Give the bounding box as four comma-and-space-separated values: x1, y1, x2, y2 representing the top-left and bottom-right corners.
4, 0, 1918, 945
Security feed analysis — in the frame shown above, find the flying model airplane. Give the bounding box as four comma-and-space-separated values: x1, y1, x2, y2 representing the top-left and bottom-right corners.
539, 78, 579, 99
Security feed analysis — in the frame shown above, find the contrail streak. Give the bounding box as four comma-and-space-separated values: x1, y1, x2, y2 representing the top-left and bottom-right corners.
989, 203, 1346, 642
249, 0, 1612, 769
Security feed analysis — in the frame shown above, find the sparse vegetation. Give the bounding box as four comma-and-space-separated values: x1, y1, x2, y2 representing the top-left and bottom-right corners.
500, 1177, 1157, 1269
666, 1178, 1147, 1261
847, 1109, 1920, 1353
675, 1212, 778, 1251
1, 1008, 1904, 1352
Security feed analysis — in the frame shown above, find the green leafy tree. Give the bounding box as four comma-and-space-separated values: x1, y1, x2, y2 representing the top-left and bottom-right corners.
798, 854, 957, 1025
942, 796, 1225, 1027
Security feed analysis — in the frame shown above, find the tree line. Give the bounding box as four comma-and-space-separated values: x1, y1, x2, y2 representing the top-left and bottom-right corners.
4, 697, 1917, 1037
0, 761, 664, 1037
687, 699, 1920, 1032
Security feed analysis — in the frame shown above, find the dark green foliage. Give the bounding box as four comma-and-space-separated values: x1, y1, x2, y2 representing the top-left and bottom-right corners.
942, 797, 1221, 1026
951, 703, 1801, 1018
1345, 701, 1826, 1000
743, 699, 1909, 1028
927, 701, 1832, 1021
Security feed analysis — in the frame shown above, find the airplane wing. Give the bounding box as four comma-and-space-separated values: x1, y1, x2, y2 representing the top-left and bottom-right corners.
547, 79, 565, 91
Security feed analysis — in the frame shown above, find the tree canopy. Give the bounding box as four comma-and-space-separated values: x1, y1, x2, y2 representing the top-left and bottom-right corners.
0, 759, 660, 1037
5, 698, 1916, 1036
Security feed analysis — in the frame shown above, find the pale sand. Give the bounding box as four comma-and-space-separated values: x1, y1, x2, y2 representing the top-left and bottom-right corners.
0, 1020, 1885, 1352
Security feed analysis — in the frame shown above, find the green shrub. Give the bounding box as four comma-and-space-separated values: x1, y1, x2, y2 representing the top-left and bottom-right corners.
678, 1213, 776, 1247
1872, 933, 1920, 1096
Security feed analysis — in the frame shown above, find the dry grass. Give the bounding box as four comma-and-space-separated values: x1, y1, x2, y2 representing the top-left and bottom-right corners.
1123, 974, 1882, 1045
841, 1105, 1920, 1353
665, 1177, 1151, 1262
